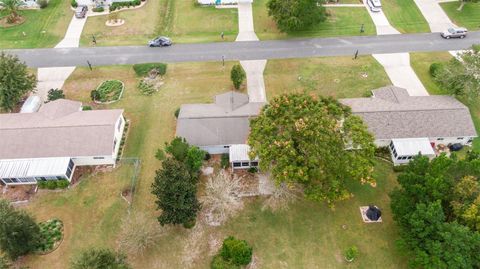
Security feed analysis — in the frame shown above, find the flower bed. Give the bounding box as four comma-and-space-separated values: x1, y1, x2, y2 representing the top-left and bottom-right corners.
91, 80, 124, 104
36, 219, 64, 254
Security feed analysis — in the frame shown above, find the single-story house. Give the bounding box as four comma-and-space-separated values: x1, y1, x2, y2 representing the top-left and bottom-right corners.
229, 144, 259, 169
0, 99, 125, 186
176, 91, 264, 155
340, 86, 477, 164
76, 0, 132, 7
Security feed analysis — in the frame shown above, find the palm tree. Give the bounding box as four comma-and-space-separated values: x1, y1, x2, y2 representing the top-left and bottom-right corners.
0, 0, 25, 23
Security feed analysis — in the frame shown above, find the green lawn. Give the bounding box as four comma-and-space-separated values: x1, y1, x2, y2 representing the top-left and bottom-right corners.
19, 59, 406, 268
264, 56, 391, 99
441, 2, 480, 30
410, 52, 480, 151
80, 0, 238, 47
381, 0, 429, 33
0, 0, 71, 49
254, 0, 376, 40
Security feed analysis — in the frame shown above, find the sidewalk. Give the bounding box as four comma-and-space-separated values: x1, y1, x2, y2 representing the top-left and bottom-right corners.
36, 15, 87, 101
363, 0, 429, 96
236, 2, 267, 103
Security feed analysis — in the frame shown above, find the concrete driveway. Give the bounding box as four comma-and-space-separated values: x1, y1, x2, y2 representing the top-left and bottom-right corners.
413, 0, 457, 33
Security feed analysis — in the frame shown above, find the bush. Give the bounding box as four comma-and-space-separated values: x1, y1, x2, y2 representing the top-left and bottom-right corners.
247, 167, 258, 173
92, 6, 104, 12
82, 105, 92, 111
204, 153, 211, 161
71, 0, 77, 7
429, 62, 443, 78
109, 0, 141, 11
230, 64, 246, 90
46, 88, 64, 102
137, 80, 156, 95
133, 63, 167, 77
37, 180, 69, 190
46, 181, 57, 190
221, 154, 229, 169
182, 219, 196, 229
211, 255, 239, 269
174, 108, 180, 118
392, 164, 408, 173
344, 246, 359, 262
220, 236, 252, 266
37, 0, 48, 9
71, 248, 131, 269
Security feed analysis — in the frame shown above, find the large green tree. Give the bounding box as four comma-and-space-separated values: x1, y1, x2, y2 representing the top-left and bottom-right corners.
70, 248, 131, 269
248, 93, 375, 206
390, 154, 480, 268
156, 137, 206, 176
267, 0, 327, 32
0, 200, 40, 259
151, 157, 200, 226
451, 176, 480, 231
434, 45, 480, 99
0, 52, 36, 111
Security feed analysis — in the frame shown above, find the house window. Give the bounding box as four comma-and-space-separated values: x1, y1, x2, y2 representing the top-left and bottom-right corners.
437, 138, 444, 141
233, 162, 241, 167
93, 157, 105, 160
224, 145, 230, 149
457, 137, 464, 140
113, 138, 118, 152
241, 162, 249, 167
250, 161, 259, 167
400, 156, 407, 160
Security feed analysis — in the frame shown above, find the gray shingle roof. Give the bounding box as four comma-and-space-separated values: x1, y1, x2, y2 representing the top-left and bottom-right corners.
339, 86, 477, 140
176, 92, 264, 146
0, 99, 123, 159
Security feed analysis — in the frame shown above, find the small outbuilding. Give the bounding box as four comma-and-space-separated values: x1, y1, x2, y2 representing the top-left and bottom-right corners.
228, 144, 259, 170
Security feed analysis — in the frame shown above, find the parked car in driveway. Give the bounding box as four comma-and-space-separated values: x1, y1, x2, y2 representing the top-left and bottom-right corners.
367, 0, 382, 12
148, 36, 172, 47
441, 27, 468, 39
449, 143, 464, 152
75, 6, 88, 19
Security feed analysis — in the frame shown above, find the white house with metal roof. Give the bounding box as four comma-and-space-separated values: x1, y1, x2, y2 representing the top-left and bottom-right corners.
229, 144, 259, 169
340, 86, 477, 164
0, 99, 125, 186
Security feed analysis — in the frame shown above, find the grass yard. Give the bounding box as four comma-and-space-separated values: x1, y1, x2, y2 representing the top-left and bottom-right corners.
441, 2, 480, 30
0, 0, 71, 49
264, 56, 391, 99
380, 0, 429, 33
410, 52, 480, 151
80, 0, 238, 47
19, 60, 406, 268
253, 0, 376, 40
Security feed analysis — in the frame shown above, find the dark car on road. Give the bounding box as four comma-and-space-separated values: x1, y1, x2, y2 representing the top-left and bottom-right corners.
148, 36, 172, 47
75, 6, 88, 19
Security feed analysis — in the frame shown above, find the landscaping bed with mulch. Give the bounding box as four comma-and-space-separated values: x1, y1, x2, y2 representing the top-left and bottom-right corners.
0, 185, 36, 202
91, 80, 124, 104
36, 218, 64, 254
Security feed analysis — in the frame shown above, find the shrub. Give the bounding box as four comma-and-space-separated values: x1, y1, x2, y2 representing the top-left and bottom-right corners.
174, 108, 180, 118
109, 0, 141, 11
46, 88, 64, 102
38, 180, 69, 189
204, 153, 211, 161
37, 0, 48, 8
221, 154, 229, 169
82, 105, 92, 111
92, 6, 104, 12
392, 164, 408, 173
429, 62, 443, 78
182, 219, 196, 229
56, 180, 70, 189
46, 181, 57, 190
247, 167, 258, 173
133, 63, 167, 77
137, 80, 156, 95
117, 212, 163, 255
71, 0, 77, 7
219, 236, 252, 266
344, 246, 359, 262
71, 248, 131, 269
211, 255, 239, 269
230, 64, 246, 90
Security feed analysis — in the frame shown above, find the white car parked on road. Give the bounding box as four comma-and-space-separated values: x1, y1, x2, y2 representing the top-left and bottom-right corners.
367, 0, 382, 12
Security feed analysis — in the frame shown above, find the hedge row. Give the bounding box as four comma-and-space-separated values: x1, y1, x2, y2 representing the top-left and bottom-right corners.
38, 180, 70, 190
133, 63, 167, 77
109, 0, 141, 11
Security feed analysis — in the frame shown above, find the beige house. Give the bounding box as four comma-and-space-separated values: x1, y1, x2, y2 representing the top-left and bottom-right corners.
0, 99, 125, 185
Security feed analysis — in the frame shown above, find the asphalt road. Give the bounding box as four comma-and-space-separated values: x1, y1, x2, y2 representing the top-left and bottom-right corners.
7, 31, 480, 68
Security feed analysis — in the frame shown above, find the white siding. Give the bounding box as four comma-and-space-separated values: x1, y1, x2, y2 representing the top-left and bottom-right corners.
72, 156, 115, 166
200, 145, 230, 155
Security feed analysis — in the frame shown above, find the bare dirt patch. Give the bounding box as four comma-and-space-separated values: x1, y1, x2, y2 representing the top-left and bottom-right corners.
0, 184, 36, 202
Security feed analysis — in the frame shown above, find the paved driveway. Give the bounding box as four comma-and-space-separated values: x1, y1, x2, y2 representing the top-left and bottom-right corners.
413, 0, 457, 32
